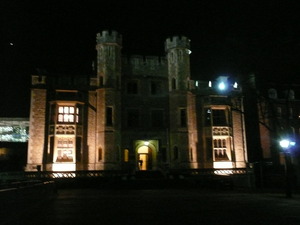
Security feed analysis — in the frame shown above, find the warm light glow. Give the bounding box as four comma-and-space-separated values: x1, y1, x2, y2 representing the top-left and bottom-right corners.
124, 149, 129, 162
138, 146, 149, 153
144, 141, 149, 146
213, 162, 233, 169
52, 163, 76, 171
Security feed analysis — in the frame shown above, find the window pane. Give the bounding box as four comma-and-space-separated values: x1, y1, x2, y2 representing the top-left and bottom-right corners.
69, 107, 74, 114
212, 109, 227, 126
58, 114, 63, 122
64, 114, 68, 122
69, 115, 74, 122
180, 109, 187, 127
59, 107, 64, 113
106, 107, 113, 126
64, 107, 69, 113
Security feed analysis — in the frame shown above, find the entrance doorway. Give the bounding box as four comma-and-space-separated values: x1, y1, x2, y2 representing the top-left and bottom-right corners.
137, 146, 152, 170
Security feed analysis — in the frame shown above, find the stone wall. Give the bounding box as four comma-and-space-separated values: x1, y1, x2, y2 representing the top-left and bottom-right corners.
26, 89, 46, 171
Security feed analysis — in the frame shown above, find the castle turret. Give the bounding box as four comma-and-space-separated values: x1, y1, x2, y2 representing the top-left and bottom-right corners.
94, 30, 122, 170
165, 36, 196, 169
165, 36, 191, 91
96, 30, 122, 88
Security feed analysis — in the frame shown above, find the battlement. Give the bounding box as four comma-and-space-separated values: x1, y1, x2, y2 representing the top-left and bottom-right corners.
96, 30, 122, 45
165, 36, 190, 51
122, 55, 167, 77
32, 75, 46, 85
124, 55, 167, 66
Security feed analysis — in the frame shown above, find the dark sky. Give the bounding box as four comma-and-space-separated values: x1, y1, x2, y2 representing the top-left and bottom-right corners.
1, 0, 300, 117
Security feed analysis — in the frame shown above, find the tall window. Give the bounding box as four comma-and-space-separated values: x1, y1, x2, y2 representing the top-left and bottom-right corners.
58, 106, 79, 123
106, 107, 113, 126
180, 108, 187, 127
172, 78, 176, 90
56, 137, 74, 162
124, 149, 129, 162
213, 138, 229, 161
212, 109, 227, 126
98, 147, 102, 161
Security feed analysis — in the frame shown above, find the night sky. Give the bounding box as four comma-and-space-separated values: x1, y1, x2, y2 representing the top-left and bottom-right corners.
1, 0, 300, 117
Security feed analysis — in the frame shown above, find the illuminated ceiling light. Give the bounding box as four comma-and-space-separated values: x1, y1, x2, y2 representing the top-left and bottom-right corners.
218, 81, 226, 91
279, 139, 296, 149
144, 141, 149, 146
233, 82, 238, 88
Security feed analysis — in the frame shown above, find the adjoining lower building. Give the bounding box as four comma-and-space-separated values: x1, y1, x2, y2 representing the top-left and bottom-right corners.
26, 30, 248, 172
0, 117, 29, 171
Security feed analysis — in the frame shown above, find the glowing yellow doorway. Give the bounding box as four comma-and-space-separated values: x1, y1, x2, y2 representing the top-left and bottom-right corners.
137, 146, 151, 170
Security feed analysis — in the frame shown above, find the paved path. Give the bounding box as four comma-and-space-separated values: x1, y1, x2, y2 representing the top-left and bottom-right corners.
2, 188, 300, 225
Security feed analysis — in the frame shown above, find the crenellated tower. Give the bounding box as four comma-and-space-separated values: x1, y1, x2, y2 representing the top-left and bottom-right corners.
91, 30, 122, 170
96, 30, 122, 88
165, 36, 191, 91
165, 36, 197, 169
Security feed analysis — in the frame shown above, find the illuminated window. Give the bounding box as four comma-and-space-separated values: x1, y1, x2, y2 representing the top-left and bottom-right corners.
124, 149, 129, 162
58, 106, 79, 123
213, 138, 229, 161
56, 138, 74, 162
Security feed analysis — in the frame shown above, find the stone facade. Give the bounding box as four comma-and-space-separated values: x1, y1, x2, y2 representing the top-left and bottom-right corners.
26, 30, 248, 172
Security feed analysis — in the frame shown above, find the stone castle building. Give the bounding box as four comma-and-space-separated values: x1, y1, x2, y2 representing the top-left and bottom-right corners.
26, 30, 248, 172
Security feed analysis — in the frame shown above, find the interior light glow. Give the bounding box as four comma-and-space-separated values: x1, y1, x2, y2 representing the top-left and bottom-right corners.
233, 82, 238, 88
218, 81, 226, 90
279, 139, 296, 149
52, 163, 76, 171
144, 141, 149, 146
208, 81, 212, 87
